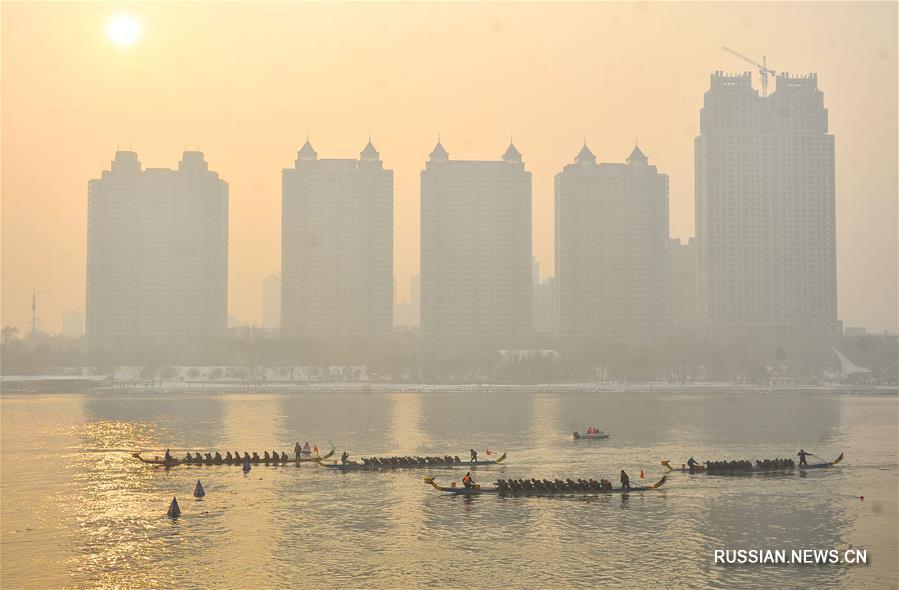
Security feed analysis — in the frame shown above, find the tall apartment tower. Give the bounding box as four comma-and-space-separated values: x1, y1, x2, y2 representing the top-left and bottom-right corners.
420, 141, 532, 347
668, 237, 697, 332
281, 139, 393, 341
86, 150, 229, 351
695, 72, 838, 341
555, 143, 669, 344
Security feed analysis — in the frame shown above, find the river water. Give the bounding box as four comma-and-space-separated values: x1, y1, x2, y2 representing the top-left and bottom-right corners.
1, 389, 896, 589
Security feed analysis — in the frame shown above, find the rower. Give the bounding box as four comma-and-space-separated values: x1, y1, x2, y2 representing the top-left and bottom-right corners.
164, 449, 173, 461
183, 452, 192, 463
462, 472, 475, 489
620, 470, 631, 489
797, 449, 809, 466
470, 449, 478, 463
272, 450, 280, 462
687, 457, 698, 474
281, 452, 288, 462
263, 451, 271, 462
341, 451, 349, 465
225, 451, 232, 463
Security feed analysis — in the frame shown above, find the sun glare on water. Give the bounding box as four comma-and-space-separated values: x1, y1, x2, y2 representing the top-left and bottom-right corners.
107, 15, 140, 47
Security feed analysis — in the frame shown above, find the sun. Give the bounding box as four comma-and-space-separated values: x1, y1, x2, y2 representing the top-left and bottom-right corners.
107, 15, 140, 47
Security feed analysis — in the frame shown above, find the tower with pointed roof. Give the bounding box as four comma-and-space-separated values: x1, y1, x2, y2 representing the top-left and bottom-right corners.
281, 139, 393, 342
428, 139, 449, 162
86, 150, 229, 353
555, 142, 670, 344
575, 142, 596, 165
420, 140, 532, 347
502, 142, 522, 163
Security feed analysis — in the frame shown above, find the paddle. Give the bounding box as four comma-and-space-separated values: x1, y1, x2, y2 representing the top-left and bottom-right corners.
807, 453, 829, 465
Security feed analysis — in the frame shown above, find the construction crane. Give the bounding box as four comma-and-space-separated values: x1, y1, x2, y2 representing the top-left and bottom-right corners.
722, 46, 776, 96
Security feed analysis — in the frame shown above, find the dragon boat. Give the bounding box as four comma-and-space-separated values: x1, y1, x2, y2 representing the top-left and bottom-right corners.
318, 452, 506, 470
662, 452, 843, 476
133, 447, 335, 467
423, 475, 667, 496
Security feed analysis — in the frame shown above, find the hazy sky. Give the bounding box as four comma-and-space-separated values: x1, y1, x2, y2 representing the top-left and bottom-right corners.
2, 2, 896, 333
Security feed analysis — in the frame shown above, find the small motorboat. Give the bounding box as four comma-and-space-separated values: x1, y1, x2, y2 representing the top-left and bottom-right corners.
573, 430, 609, 440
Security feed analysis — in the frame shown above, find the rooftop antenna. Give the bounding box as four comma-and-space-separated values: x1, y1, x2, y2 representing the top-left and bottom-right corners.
722, 46, 776, 96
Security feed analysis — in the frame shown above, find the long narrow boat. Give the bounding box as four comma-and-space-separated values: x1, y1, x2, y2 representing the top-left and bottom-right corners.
662, 452, 843, 475
133, 447, 335, 467
318, 452, 507, 471
424, 475, 667, 496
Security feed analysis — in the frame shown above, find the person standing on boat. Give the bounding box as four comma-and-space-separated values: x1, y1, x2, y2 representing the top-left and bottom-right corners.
620, 470, 630, 489
294, 442, 301, 461
303, 441, 311, 454
341, 451, 349, 465
797, 449, 809, 466
687, 457, 698, 474
470, 449, 478, 463
462, 472, 475, 488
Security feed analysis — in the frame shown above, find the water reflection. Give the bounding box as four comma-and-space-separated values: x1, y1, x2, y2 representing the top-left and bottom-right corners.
0, 390, 895, 589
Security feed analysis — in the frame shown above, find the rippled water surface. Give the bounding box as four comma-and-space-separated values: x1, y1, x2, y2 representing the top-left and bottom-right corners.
1, 389, 897, 589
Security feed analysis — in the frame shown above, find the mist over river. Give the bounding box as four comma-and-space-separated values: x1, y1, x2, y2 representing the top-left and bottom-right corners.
1, 389, 896, 589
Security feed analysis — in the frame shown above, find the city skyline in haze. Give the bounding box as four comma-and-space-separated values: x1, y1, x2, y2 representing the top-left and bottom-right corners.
2, 2, 896, 333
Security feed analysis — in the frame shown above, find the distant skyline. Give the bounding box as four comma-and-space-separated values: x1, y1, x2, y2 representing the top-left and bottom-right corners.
2, 2, 896, 332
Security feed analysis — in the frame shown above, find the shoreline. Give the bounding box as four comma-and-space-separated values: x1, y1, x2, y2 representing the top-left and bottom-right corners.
2, 381, 896, 395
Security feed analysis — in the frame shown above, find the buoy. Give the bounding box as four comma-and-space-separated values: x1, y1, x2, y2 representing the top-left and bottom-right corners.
242, 456, 251, 473
640, 469, 645, 479
194, 480, 205, 498
860, 496, 864, 501
167, 497, 181, 517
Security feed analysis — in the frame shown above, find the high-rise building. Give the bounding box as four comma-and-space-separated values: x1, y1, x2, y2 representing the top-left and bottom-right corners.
533, 276, 558, 335
695, 72, 838, 341
86, 150, 228, 351
394, 274, 421, 329
555, 143, 669, 344
262, 274, 281, 331
420, 141, 532, 347
668, 237, 697, 333
281, 139, 393, 341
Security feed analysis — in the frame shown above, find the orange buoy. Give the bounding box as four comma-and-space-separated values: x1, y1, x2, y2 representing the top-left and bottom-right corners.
640, 469, 645, 479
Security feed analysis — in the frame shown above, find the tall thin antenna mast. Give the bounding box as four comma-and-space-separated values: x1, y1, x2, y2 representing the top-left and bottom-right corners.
30, 285, 40, 335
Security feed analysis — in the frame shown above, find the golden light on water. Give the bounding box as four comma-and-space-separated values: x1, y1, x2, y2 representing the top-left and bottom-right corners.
107, 15, 140, 47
